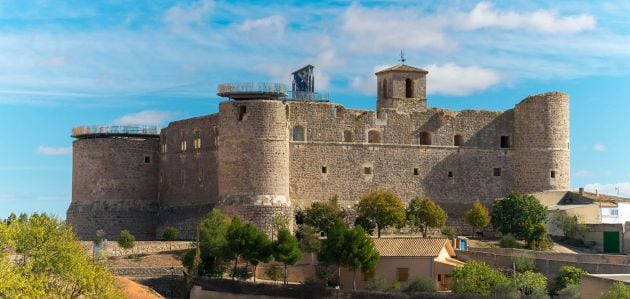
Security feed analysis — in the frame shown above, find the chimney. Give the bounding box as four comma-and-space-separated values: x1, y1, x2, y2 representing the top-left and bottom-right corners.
579, 187, 584, 195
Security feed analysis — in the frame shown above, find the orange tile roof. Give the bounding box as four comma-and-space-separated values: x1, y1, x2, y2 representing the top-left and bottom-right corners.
375, 64, 428, 75
372, 237, 451, 257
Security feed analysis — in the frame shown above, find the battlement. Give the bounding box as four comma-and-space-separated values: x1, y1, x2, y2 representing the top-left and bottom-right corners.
71, 125, 160, 139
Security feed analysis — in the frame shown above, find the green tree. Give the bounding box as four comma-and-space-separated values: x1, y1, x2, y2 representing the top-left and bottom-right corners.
552, 211, 586, 240
406, 197, 447, 238
555, 266, 587, 291
441, 227, 456, 240
512, 255, 535, 273
0, 213, 121, 298
464, 199, 490, 236
242, 224, 272, 283
525, 223, 552, 251
491, 192, 547, 239
602, 282, 630, 299
317, 221, 348, 287
272, 227, 303, 286
303, 196, 346, 235
198, 208, 229, 277
117, 229, 136, 258
298, 225, 321, 264
354, 215, 375, 235
162, 226, 179, 241
340, 226, 380, 290
356, 190, 406, 238
226, 217, 246, 280
513, 271, 547, 296
452, 260, 509, 296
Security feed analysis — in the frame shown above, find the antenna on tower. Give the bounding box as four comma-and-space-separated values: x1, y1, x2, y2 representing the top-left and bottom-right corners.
399, 49, 406, 64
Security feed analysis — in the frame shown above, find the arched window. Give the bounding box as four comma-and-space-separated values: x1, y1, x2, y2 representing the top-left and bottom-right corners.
292, 126, 305, 141
405, 78, 413, 98
382, 79, 388, 98
368, 130, 381, 143
419, 131, 431, 145
453, 134, 463, 146
344, 130, 353, 142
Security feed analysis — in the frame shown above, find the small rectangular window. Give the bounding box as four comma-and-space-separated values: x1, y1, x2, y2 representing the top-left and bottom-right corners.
493, 168, 502, 177
321, 166, 327, 174
611, 208, 619, 216
448, 171, 453, 178
161, 143, 167, 153
397, 268, 409, 282
144, 155, 151, 164
550, 171, 556, 178
413, 168, 419, 175
181, 140, 187, 152
364, 167, 372, 175
238, 105, 247, 121
500, 136, 510, 148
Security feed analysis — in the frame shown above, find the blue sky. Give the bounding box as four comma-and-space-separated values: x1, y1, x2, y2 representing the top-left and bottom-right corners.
1, 0, 630, 218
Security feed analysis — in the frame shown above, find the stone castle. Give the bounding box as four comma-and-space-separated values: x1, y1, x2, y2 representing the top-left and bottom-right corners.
67, 63, 570, 240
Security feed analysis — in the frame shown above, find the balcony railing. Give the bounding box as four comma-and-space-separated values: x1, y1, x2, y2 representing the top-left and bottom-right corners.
71, 125, 160, 138
218, 82, 288, 95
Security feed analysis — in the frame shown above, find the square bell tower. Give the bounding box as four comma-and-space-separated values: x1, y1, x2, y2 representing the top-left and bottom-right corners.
375, 64, 428, 113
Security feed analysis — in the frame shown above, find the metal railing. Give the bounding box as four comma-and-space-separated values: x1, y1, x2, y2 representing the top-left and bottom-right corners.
71, 125, 159, 138
288, 91, 330, 101
217, 82, 288, 95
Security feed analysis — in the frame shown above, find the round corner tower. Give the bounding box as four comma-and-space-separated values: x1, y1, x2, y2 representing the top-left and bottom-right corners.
67, 125, 160, 240
216, 83, 292, 234
511, 92, 570, 193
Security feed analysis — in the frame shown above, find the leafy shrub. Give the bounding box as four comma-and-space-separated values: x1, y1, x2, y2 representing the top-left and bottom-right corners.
452, 260, 509, 296
265, 265, 283, 285
602, 282, 630, 299
500, 234, 523, 249
404, 276, 435, 294
513, 271, 547, 296
365, 276, 390, 292
558, 284, 580, 299
512, 255, 535, 273
525, 223, 552, 251
441, 227, 456, 240
162, 226, 179, 241
230, 266, 252, 281
391, 280, 400, 290
555, 266, 587, 291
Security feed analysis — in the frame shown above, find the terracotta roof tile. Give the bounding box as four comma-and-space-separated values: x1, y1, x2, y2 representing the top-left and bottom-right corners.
372, 237, 450, 257
375, 64, 428, 75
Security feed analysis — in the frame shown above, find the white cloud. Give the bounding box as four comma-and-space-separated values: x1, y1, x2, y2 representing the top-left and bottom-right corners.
164, 0, 214, 33
458, 2, 596, 34
37, 146, 72, 155
340, 4, 453, 53
350, 64, 393, 95
584, 182, 630, 198
575, 170, 592, 177
0, 194, 17, 201
594, 144, 606, 152
425, 63, 501, 96
237, 15, 285, 39
114, 110, 172, 126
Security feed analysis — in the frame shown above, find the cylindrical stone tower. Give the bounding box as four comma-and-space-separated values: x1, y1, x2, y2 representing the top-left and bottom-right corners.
216, 84, 292, 234
511, 92, 570, 193
67, 126, 160, 240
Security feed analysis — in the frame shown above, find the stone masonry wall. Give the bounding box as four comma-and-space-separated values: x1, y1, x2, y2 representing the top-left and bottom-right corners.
158, 115, 220, 239
69, 137, 159, 240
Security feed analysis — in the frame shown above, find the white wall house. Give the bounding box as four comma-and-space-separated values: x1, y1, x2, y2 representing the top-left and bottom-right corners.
600, 202, 630, 224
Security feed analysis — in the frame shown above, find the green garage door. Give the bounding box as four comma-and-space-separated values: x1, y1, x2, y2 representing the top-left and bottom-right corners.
603, 231, 620, 253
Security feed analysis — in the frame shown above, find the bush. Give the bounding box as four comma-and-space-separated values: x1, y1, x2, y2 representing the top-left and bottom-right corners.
230, 266, 252, 281
525, 223, 552, 251
162, 226, 179, 241
365, 276, 390, 292
500, 234, 523, 249
493, 282, 519, 299
404, 276, 435, 294
452, 260, 509, 296
555, 266, 587, 291
265, 265, 283, 285
513, 271, 547, 296
558, 284, 580, 299
512, 255, 535, 273
602, 282, 630, 299
441, 227, 456, 240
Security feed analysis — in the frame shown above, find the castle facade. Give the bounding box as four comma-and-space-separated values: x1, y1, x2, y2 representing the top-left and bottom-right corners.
67, 64, 570, 240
